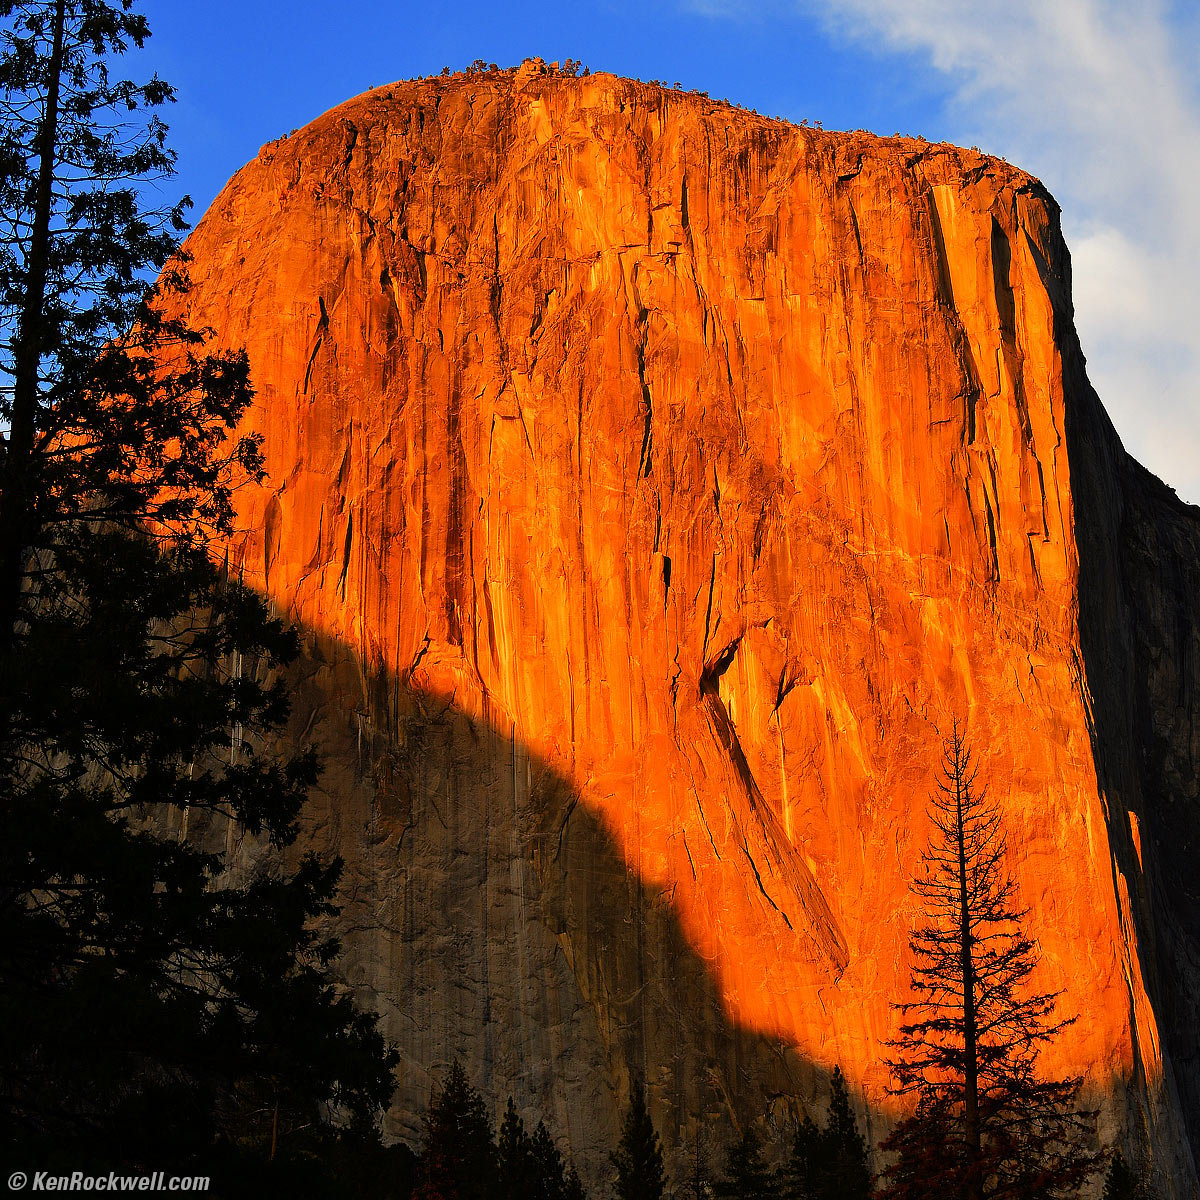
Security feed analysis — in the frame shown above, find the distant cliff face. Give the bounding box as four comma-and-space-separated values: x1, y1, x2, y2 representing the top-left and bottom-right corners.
172, 64, 1199, 1192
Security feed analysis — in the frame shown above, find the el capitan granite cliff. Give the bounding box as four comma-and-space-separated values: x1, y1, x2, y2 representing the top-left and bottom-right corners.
163, 63, 1200, 1194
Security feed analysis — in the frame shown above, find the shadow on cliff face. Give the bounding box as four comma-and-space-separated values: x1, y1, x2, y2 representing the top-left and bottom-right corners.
1061, 315, 1200, 1190
255, 621, 872, 1189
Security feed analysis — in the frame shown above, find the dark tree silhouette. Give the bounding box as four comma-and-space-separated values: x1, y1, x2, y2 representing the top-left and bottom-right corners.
822, 1067, 871, 1198
875, 1099, 960, 1199
495, 1096, 538, 1200
716, 1125, 778, 1199
0, 0, 396, 1177
612, 1083, 666, 1200
778, 1067, 870, 1200
419, 1061, 496, 1200
419, 1072, 584, 1200
779, 1114, 824, 1200
878, 725, 1099, 1199
682, 1126, 714, 1200
562, 1164, 587, 1200
1101, 1150, 1144, 1200
530, 1119, 569, 1199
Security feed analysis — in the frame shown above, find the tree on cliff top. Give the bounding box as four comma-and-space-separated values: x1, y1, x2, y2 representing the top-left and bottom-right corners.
877, 725, 1099, 1200
612, 1083, 666, 1200
0, 0, 396, 1176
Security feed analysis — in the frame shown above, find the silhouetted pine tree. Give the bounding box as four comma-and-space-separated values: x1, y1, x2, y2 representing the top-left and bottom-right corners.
716, 1125, 779, 1199
493, 1095, 585, 1200
419, 1062, 496, 1200
531, 1119, 568, 1199
875, 1099, 959, 1200
496, 1096, 537, 1199
822, 1068, 871, 1199
612, 1083, 666, 1200
683, 1126, 714, 1200
1101, 1150, 1144, 1200
0, 0, 396, 1179
779, 1114, 824, 1200
778, 1069, 870, 1200
562, 1164, 587, 1200
878, 725, 1100, 1200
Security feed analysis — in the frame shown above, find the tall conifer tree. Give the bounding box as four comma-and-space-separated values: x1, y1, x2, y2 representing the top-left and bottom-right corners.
1101, 1151, 1144, 1200
779, 1114, 824, 1200
612, 1083, 666, 1200
682, 1127, 714, 1200
496, 1096, 537, 1200
821, 1068, 871, 1199
0, 0, 396, 1176
419, 1061, 496, 1200
530, 1119, 569, 1199
716, 1125, 778, 1200
778, 1068, 871, 1200
878, 725, 1098, 1199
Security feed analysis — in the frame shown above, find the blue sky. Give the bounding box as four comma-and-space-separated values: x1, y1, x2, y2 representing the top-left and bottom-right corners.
140, 1, 1200, 503
139, 0, 953, 214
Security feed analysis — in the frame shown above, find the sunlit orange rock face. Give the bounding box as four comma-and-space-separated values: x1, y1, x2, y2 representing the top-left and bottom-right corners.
174, 65, 1200, 1190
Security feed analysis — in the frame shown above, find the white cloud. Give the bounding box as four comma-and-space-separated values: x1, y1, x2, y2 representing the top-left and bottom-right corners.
802, 0, 1200, 502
